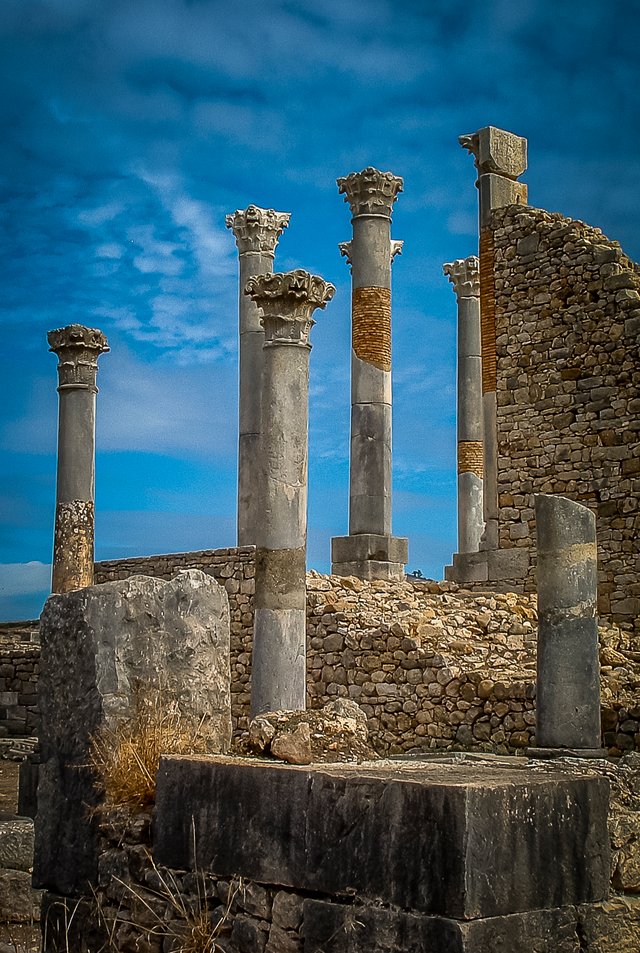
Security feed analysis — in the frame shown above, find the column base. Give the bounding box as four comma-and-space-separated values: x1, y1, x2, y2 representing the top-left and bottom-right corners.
331, 534, 408, 582
445, 547, 530, 586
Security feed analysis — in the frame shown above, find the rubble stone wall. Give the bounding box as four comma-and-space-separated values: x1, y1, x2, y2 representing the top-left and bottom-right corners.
0, 643, 39, 737
5, 548, 640, 755
490, 206, 640, 633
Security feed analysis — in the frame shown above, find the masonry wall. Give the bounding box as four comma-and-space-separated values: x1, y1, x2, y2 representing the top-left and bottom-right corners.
0, 643, 40, 737
6, 547, 639, 753
490, 206, 640, 633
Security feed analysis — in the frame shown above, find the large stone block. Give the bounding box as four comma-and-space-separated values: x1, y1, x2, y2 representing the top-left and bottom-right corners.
154, 758, 610, 920
0, 812, 34, 871
331, 534, 408, 565
34, 570, 232, 895
0, 868, 42, 922
301, 900, 587, 953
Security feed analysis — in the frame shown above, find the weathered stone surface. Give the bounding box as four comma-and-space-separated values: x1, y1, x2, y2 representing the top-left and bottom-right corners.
247, 699, 374, 763
34, 570, 231, 894
577, 897, 640, 953
270, 723, 312, 765
302, 899, 584, 953
155, 757, 610, 919
0, 868, 42, 922
535, 494, 601, 751
0, 813, 34, 871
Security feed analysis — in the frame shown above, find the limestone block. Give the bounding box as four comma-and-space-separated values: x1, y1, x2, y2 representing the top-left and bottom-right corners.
34, 570, 231, 895
0, 813, 34, 871
301, 899, 587, 953
331, 534, 408, 565
0, 868, 42, 922
155, 758, 610, 919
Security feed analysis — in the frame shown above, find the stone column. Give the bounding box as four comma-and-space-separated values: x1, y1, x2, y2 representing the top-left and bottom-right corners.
48, 324, 109, 593
443, 256, 484, 554
533, 494, 603, 756
226, 205, 290, 545
459, 127, 527, 551
246, 270, 335, 716
331, 167, 408, 581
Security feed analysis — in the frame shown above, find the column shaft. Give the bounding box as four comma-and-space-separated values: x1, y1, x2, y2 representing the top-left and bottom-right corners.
460, 127, 528, 551
331, 167, 408, 581
534, 494, 602, 753
444, 257, 484, 555
226, 206, 290, 546
48, 324, 109, 593
246, 270, 334, 716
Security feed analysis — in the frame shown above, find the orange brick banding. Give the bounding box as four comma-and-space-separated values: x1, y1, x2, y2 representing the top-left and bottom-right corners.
458, 441, 484, 478
352, 287, 392, 372
480, 228, 497, 394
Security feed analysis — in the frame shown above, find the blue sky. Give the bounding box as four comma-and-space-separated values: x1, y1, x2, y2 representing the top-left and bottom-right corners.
1, 0, 639, 619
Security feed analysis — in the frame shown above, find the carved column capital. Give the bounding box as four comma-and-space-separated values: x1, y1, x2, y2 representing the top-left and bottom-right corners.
391, 240, 404, 262
245, 270, 335, 347
339, 241, 353, 266
226, 205, 291, 255
443, 256, 480, 300
458, 126, 527, 180
337, 167, 403, 218
48, 324, 109, 388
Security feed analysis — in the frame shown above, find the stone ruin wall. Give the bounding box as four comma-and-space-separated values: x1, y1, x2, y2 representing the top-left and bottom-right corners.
0, 621, 40, 739
489, 205, 640, 633
2, 546, 639, 753
77, 548, 640, 757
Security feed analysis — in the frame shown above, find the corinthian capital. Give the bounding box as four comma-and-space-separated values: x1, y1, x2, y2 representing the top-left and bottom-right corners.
226, 205, 291, 255
443, 257, 480, 300
459, 126, 527, 180
337, 167, 403, 218
245, 270, 335, 347
48, 324, 109, 388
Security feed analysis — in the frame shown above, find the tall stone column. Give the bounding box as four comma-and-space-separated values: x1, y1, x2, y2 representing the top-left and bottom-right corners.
246, 270, 335, 716
459, 127, 527, 551
443, 256, 484, 554
226, 205, 290, 545
533, 494, 604, 757
48, 324, 109, 593
331, 167, 408, 581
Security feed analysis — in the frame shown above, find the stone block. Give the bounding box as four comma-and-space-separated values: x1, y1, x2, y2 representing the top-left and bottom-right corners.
17, 759, 39, 819
0, 813, 35, 871
331, 534, 408, 565
301, 899, 587, 953
476, 126, 528, 179
34, 570, 232, 895
487, 546, 530, 581
330, 560, 405, 582
154, 757, 610, 920
0, 868, 42, 922
445, 552, 488, 583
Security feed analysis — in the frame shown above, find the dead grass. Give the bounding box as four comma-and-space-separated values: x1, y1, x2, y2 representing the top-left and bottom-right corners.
95, 850, 240, 953
89, 684, 215, 809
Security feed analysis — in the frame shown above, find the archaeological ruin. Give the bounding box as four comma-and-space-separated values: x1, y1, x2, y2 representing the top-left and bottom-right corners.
0, 128, 639, 951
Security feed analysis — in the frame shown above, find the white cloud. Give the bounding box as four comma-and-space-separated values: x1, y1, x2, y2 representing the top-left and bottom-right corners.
0, 562, 50, 597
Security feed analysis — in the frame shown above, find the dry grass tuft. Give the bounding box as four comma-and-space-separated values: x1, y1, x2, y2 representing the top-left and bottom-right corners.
89, 684, 215, 809
95, 850, 240, 953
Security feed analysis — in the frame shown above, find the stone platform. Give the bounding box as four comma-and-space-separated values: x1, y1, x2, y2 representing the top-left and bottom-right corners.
155, 755, 611, 952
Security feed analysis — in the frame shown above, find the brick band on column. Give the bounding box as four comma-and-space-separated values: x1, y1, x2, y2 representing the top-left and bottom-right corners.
458, 441, 484, 478
352, 288, 391, 372
479, 229, 497, 395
